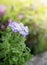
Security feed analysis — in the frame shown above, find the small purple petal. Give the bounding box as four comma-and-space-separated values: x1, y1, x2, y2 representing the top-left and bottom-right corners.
18, 14, 24, 19
19, 31, 28, 37
19, 23, 25, 30
24, 26, 29, 33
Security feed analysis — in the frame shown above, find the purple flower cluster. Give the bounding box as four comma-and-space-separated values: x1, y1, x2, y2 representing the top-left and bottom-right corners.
8, 19, 29, 37
0, 5, 6, 17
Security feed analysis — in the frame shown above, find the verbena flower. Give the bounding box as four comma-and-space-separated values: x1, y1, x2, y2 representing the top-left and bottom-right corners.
8, 19, 22, 32
0, 5, 6, 17
8, 20, 29, 37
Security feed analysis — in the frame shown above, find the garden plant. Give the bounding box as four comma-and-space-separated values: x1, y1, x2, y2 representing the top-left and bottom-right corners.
0, 5, 31, 65
0, 0, 47, 65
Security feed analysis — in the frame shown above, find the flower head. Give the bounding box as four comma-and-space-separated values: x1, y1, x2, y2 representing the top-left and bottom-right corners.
8, 20, 29, 37
0, 5, 6, 17
8, 20, 22, 32
18, 14, 24, 19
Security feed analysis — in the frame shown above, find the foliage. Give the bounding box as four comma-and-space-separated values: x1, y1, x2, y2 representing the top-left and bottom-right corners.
0, 29, 31, 65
